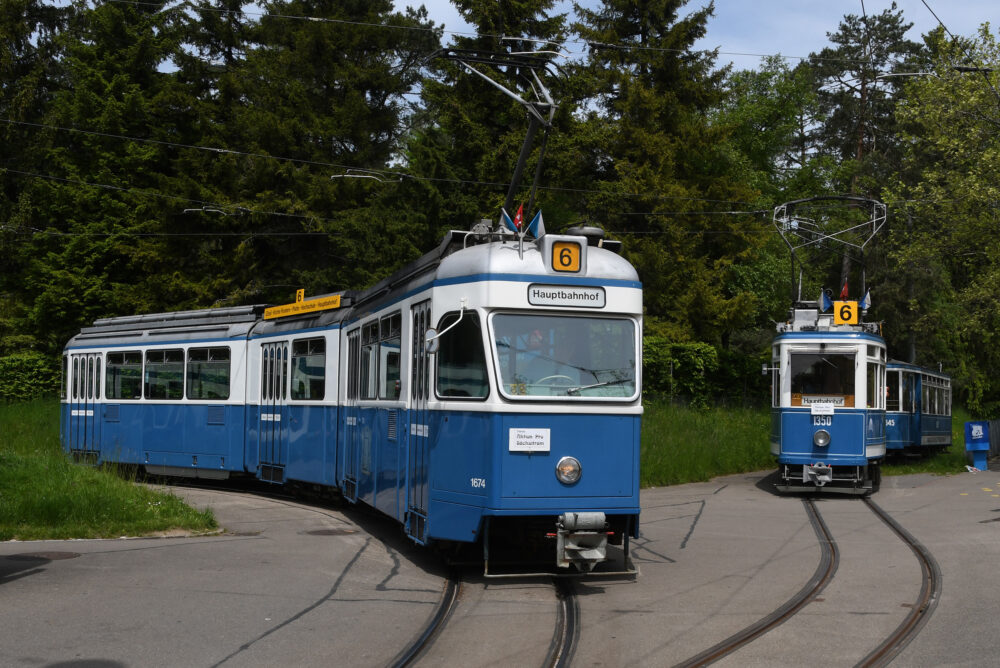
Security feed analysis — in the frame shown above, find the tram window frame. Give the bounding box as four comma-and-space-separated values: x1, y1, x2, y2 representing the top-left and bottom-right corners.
144, 349, 185, 400
187, 347, 231, 400
347, 330, 360, 401
61, 355, 68, 400
379, 312, 402, 400
788, 350, 856, 407
106, 351, 143, 400
886, 369, 900, 411
291, 337, 326, 401
866, 347, 884, 410
771, 350, 780, 408
436, 311, 489, 400
360, 321, 380, 400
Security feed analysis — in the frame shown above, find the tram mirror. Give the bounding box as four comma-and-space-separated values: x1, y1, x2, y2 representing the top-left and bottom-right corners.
424, 328, 440, 354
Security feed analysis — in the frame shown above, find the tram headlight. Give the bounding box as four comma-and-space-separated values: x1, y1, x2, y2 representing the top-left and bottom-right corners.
555, 456, 582, 484
813, 429, 831, 448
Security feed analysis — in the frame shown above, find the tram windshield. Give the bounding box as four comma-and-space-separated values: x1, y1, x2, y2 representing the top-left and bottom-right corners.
491, 314, 637, 399
789, 351, 856, 407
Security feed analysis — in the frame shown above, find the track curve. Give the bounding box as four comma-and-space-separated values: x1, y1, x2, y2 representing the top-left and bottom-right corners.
856, 497, 942, 668
389, 570, 462, 668
672, 497, 839, 667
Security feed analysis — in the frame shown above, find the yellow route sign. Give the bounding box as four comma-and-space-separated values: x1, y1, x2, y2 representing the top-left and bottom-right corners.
552, 241, 581, 273
264, 294, 341, 320
833, 300, 859, 325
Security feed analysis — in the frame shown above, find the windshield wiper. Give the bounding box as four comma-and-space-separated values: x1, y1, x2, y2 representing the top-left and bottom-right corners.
566, 377, 634, 396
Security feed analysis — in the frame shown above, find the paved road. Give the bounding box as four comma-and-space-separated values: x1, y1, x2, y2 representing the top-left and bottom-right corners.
2, 470, 999, 667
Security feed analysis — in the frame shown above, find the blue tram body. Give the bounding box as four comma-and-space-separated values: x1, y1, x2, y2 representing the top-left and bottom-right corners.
769, 307, 886, 494
61, 226, 642, 573
885, 361, 952, 454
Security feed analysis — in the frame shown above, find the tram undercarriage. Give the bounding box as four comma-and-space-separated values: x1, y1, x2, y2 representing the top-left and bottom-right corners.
775, 462, 881, 495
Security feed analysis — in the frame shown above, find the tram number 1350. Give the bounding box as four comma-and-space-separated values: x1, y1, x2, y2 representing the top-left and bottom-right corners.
813, 415, 832, 426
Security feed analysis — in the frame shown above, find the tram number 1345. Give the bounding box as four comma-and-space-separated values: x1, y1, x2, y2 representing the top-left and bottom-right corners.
813, 415, 832, 426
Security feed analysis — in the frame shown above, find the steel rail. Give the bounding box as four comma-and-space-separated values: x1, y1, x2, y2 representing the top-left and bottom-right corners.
389, 570, 462, 668
545, 578, 580, 668
672, 497, 839, 667
856, 497, 942, 667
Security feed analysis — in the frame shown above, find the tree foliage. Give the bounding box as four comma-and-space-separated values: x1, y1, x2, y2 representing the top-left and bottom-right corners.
2, 0, 999, 409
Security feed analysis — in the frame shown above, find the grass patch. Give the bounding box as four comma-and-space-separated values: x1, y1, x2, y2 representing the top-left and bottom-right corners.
642, 401, 981, 487
641, 398, 773, 487
0, 400, 216, 541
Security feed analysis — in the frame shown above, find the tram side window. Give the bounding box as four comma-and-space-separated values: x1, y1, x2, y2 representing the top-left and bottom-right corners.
360, 322, 380, 400
902, 373, 914, 412
347, 332, 360, 400
789, 352, 855, 407
866, 360, 884, 409
106, 351, 142, 400
886, 370, 900, 411
291, 338, 325, 401
379, 312, 402, 400
145, 349, 184, 399
436, 311, 488, 399
61, 355, 68, 400
187, 347, 230, 400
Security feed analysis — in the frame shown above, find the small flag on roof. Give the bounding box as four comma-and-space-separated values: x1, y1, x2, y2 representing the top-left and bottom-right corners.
526, 210, 545, 238
839, 279, 849, 300
513, 204, 524, 230
860, 289, 871, 310
501, 208, 518, 234
820, 289, 833, 312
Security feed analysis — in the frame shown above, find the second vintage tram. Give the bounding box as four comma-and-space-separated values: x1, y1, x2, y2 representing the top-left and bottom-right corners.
769, 304, 886, 494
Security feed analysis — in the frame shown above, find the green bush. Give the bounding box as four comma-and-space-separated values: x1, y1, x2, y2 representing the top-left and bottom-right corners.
643, 336, 769, 408
0, 352, 61, 402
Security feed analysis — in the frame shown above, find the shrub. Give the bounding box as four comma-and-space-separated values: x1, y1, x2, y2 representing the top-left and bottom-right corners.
0, 352, 61, 402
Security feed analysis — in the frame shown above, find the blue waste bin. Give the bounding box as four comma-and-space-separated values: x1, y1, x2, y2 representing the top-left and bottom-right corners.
965, 421, 990, 470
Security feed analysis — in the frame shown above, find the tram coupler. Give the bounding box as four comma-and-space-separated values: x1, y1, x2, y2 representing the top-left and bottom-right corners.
803, 463, 833, 486
556, 512, 607, 572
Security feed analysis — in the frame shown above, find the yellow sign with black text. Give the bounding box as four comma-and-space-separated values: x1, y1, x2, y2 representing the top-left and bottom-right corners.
833, 300, 859, 325
551, 241, 581, 273
264, 294, 341, 320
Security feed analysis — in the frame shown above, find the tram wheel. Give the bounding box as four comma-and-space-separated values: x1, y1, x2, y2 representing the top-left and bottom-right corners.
868, 463, 882, 494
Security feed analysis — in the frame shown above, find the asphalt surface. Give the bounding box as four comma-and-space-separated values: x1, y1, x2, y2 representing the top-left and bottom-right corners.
3, 468, 1000, 667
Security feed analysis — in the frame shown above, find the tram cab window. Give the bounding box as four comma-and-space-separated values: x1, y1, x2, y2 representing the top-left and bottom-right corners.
291, 338, 325, 400
107, 351, 142, 400
187, 347, 231, 400
491, 314, 636, 399
145, 349, 184, 399
789, 352, 855, 407
436, 311, 489, 399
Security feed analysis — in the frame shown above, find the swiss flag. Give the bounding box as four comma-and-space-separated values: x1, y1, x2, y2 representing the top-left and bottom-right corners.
839, 280, 849, 300
513, 204, 523, 230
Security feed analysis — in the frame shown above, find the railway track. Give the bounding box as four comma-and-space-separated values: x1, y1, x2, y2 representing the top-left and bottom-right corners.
391, 572, 579, 668
856, 497, 942, 668
672, 495, 940, 667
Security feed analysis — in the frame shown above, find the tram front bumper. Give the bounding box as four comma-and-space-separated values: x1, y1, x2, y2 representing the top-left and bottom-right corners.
803, 463, 833, 486
556, 512, 607, 572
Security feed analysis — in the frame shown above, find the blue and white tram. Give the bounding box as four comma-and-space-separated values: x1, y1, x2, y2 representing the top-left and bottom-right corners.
885, 361, 952, 454
61, 224, 643, 573
769, 306, 886, 494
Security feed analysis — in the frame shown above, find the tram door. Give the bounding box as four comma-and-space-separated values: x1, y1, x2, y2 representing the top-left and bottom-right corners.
406, 301, 431, 542
343, 330, 361, 502
259, 342, 289, 482
68, 353, 102, 459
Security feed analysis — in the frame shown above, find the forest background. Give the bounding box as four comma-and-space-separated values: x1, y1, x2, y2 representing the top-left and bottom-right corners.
2, 0, 999, 412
